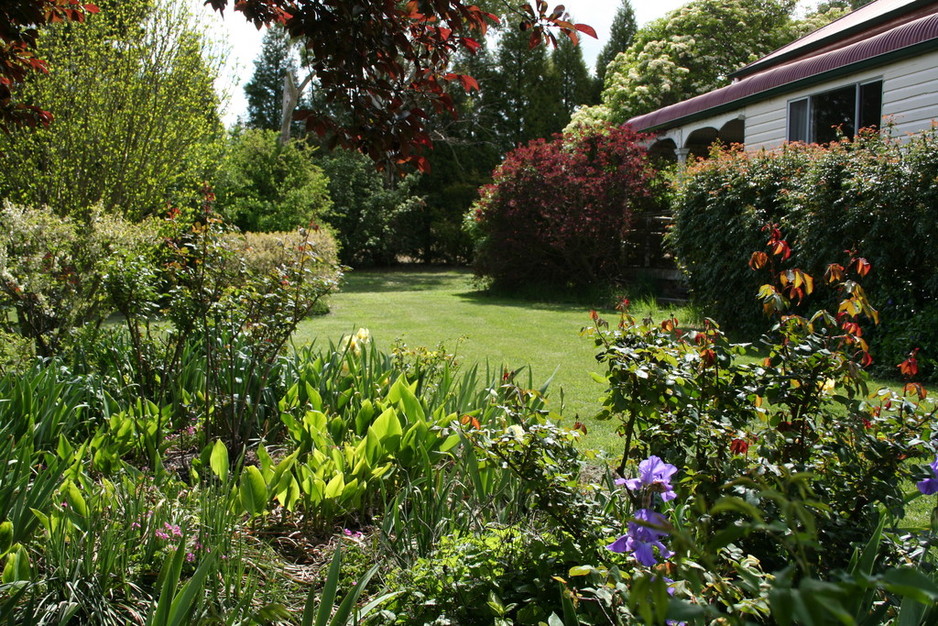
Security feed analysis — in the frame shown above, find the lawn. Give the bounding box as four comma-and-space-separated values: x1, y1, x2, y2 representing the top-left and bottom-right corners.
294, 266, 695, 453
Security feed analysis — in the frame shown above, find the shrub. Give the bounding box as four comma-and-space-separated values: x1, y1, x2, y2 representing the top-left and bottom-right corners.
0, 0, 223, 220
230, 228, 339, 278
213, 128, 332, 232
0, 202, 159, 357
318, 148, 423, 267
590, 229, 934, 572
468, 125, 654, 288
670, 130, 938, 378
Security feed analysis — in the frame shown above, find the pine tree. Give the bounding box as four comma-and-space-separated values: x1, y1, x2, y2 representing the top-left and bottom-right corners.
487, 21, 565, 150
244, 26, 296, 131
595, 0, 637, 87
550, 37, 592, 124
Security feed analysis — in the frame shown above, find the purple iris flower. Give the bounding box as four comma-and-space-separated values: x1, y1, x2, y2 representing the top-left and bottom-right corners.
616, 455, 678, 502
917, 455, 938, 495
607, 508, 673, 566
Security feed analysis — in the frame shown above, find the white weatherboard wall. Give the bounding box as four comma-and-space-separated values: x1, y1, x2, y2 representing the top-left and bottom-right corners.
745, 48, 938, 150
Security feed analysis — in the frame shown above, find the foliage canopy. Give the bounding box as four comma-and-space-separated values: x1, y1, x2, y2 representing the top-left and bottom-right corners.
0, 0, 223, 220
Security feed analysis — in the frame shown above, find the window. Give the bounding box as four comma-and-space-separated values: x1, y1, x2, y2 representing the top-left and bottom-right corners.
787, 80, 882, 143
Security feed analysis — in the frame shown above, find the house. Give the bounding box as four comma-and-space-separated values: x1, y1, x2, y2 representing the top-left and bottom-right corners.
627, 0, 938, 162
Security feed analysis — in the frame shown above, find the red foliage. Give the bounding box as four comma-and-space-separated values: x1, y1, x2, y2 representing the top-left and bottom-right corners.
1, 1, 593, 167
898, 348, 920, 378
206, 0, 594, 170
472, 125, 652, 287
0, 0, 97, 131
729, 438, 749, 455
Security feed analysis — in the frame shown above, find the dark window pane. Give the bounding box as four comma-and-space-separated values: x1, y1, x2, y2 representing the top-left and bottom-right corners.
788, 98, 809, 142
813, 84, 856, 143
859, 80, 883, 131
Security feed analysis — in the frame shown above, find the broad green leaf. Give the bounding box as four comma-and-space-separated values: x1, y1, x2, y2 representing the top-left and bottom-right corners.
239, 466, 268, 517
883, 567, 938, 604
257, 444, 273, 480
63, 481, 88, 518
275, 473, 301, 512
1, 545, 30, 584
324, 473, 345, 500
0, 522, 13, 557
210, 440, 229, 484
372, 408, 403, 452
388, 376, 425, 421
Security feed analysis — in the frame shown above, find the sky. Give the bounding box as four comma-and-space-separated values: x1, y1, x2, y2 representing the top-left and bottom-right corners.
186, 1, 703, 126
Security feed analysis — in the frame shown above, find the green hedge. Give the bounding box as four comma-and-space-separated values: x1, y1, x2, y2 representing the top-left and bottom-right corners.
669, 130, 938, 379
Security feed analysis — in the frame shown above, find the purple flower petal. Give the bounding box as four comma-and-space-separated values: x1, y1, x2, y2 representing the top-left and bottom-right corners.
622, 477, 643, 491
917, 477, 938, 495
607, 534, 630, 553
631, 540, 658, 566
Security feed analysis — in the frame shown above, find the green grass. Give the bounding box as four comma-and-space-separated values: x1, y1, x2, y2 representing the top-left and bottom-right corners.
294, 266, 696, 453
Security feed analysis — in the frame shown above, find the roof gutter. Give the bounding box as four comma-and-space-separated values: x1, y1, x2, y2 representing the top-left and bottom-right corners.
634, 36, 938, 134
731, 0, 936, 79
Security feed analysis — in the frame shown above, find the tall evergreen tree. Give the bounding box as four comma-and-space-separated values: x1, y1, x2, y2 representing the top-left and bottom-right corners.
550, 37, 592, 124
487, 20, 565, 150
595, 0, 637, 88
244, 26, 296, 131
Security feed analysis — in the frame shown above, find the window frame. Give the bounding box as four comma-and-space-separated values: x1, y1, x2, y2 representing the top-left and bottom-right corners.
786, 78, 883, 143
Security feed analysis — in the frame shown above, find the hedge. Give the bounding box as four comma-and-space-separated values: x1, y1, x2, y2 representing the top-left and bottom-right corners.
669, 129, 938, 379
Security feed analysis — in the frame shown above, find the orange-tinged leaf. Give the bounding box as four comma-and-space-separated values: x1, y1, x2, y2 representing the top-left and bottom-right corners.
898, 349, 919, 377
771, 239, 791, 260
904, 382, 927, 400
854, 257, 871, 277
574, 23, 598, 38
825, 263, 844, 284
749, 251, 768, 270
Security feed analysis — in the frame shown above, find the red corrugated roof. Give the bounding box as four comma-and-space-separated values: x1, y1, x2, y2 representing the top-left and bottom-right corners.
734, 0, 926, 79
627, 11, 938, 132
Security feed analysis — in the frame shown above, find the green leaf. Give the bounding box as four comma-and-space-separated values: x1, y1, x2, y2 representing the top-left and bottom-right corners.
323, 473, 345, 500
239, 466, 268, 517
210, 439, 229, 484
883, 568, 938, 605
275, 473, 301, 512
387, 376, 425, 421
307, 544, 342, 626
371, 408, 403, 452
63, 481, 88, 518
1, 545, 30, 584
568, 565, 593, 577
168, 552, 217, 626
0, 522, 13, 557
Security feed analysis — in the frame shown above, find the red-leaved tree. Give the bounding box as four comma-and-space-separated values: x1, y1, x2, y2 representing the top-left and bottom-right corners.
0, 0, 98, 131
204, 0, 595, 170
1, 1, 594, 168
470, 125, 653, 288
